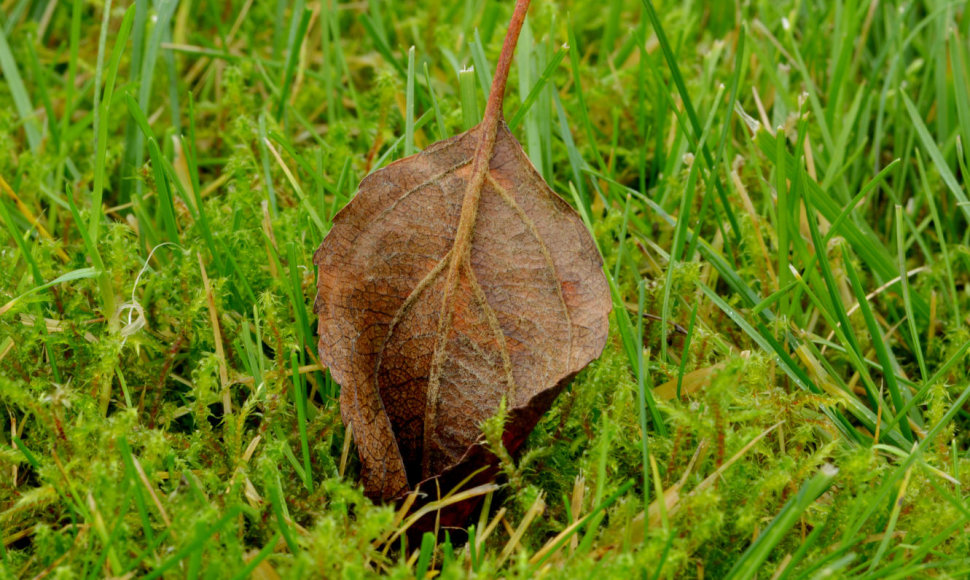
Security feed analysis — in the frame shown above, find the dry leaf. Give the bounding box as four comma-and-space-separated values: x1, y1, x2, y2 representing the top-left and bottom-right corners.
653, 364, 724, 401
313, 0, 610, 504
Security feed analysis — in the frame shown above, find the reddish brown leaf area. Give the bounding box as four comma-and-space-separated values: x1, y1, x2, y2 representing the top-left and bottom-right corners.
314, 120, 610, 502
314, 0, 608, 510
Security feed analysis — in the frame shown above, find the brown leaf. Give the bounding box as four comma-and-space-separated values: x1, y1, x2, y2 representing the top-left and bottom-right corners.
654, 364, 724, 401
313, 0, 610, 504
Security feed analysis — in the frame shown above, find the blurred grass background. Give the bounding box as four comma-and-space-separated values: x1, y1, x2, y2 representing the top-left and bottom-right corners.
1, 0, 969, 577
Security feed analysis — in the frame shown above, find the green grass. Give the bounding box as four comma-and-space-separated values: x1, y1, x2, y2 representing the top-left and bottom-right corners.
2, 0, 969, 577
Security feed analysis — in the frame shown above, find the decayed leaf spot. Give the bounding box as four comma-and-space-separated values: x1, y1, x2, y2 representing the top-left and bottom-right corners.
313, 0, 610, 502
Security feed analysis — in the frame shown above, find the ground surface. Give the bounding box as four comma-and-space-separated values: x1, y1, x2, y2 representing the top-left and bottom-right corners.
1, 0, 969, 577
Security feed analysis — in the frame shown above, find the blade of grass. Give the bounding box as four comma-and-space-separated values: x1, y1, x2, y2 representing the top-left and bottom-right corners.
914, 149, 963, 324
0, 265, 98, 316
508, 43, 567, 130
634, 278, 657, 514
840, 242, 914, 439
405, 46, 416, 156
263, 137, 326, 236
0, 17, 42, 150
460, 66, 480, 131
126, 94, 180, 243
894, 205, 928, 381
290, 351, 312, 490
424, 62, 448, 140
276, 7, 312, 121
414, 532, 436, 579
469, 29, 493, 97
902, 92, 970, 222
265, 464, 299, 554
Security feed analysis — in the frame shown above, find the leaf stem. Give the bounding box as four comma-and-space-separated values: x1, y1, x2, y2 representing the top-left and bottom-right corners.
423, 0, 532, 477
483, 0, 531, 131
